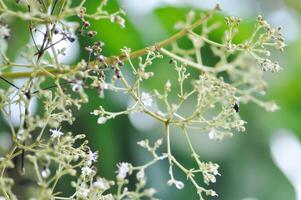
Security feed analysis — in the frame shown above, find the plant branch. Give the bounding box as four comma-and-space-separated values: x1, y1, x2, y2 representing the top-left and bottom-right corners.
0, 4, 220, 79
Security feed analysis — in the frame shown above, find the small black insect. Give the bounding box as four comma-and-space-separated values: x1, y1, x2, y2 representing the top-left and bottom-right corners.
233, 102, 240, 113
169, 59, 175, 64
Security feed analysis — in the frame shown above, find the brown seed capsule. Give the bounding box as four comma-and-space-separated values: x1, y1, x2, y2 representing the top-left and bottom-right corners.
114, 68, 121, 79
83, 21, 90, 28
87, 31, 97, 37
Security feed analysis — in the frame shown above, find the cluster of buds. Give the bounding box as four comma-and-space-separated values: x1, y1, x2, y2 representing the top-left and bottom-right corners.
78, 7, 98, 37
224, 16, 242, 27
110, 14, 126, 29
85, 41, 105, 56
259, 58, 282, 72
256, 15, 285, 51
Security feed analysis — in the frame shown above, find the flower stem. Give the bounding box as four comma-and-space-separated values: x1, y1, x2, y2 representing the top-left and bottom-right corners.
0, 5, 220, 79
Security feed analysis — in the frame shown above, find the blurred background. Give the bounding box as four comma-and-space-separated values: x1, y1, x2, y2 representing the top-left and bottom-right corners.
1, 0, 301, 199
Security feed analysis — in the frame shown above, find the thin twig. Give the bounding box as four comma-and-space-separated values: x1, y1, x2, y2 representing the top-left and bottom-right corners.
0, 5, 220, 79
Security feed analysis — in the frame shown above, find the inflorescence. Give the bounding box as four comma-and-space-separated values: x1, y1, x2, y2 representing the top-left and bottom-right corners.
0, 1, 285, 199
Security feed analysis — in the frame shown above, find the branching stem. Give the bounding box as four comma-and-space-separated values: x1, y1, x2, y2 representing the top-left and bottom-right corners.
0, 5, 220, 79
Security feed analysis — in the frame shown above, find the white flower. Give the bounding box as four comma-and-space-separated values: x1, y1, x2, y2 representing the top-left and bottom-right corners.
165, 80, 172, 91
93, 178, 110, 190
155, 138, 163, 146
116, 162, 131, 179
78, 186, 90, 198
0, 24, 10, 39
174, 180, 184, 189
259, 59, 282, 72
50, 128, 63, 138
167, 179, 184, 190
137, 140, 148, 148
87, 150, 98, 166
144, 188, 157, 197
208, 129, 218, 140
201, 162, 220, 184
0, 196, 6, 200
136, 169, 145, 181
81, 166, 94, 177
91, 110, 99, 115
97, 116, 107, 124
206, 189, 218, 197
41, 168, 51, 179
141, 92, 153, 107
72, 80, 83, 92
265, 101, 279, 112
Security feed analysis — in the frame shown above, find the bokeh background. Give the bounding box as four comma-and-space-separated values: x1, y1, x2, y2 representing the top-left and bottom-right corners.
1, 0, 301, 199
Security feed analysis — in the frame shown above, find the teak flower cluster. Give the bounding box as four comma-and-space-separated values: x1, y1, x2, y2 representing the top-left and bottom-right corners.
0, 0, 285, 200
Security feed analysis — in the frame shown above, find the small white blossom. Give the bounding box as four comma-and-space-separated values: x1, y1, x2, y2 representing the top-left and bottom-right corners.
141, 92, 153, 107
165, 80, 172, 91
0, 24, 10, 39
144, 188, 157, 197
116, 162, 131, 179
0, 196, 6, 200
78, 186, 90, 198
72, 80, 83, 92
154, 138, 163, 147
136, 169, 145, 181
50, 128, 63, 138
41, 168, 51, 179
87, 150, 98, 166
259, 59, 282, 72
208, 129, 218, 140
81, 166, 94, 177
97, 116, 107, 124
265, 101, 279, 112
167, 179, 184, 189
137, 139, 149, 148
206, 189, 218, 197
93, 178, 110, 190
201, 162, 220, 185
